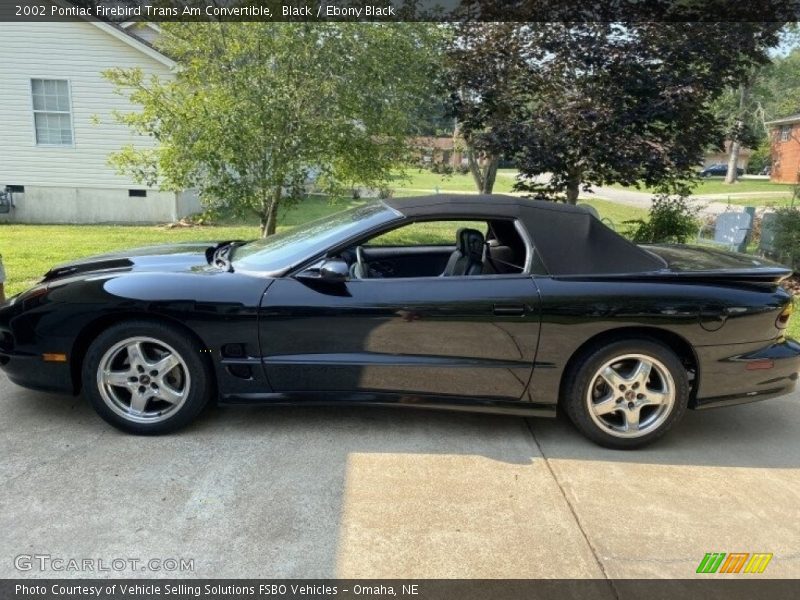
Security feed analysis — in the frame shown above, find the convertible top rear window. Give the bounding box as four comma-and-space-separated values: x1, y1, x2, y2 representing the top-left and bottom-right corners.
232, 202, 400, 273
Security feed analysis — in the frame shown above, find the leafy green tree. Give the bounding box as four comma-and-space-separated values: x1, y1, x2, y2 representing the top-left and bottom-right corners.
106, 23, 442, 236
446, 23, 781, 201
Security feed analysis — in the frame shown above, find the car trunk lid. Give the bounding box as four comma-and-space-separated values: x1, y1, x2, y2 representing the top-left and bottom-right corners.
641, 244, 793, 284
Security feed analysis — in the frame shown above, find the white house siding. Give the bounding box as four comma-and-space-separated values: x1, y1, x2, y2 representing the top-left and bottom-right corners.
0, 21, 199, 223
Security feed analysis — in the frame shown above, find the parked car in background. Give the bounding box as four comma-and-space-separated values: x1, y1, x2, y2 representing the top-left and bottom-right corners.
700, 163, 744, 177
760, 165, 772, 176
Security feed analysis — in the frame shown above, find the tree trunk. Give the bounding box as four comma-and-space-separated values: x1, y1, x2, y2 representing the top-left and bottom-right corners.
565, 169, 581, 204
725, 140, 742, 184
725, 83, 749, 184
466, 145, 499, 194
466, 146, 484, 191
260, 188, 281, 238
481, 157, 499, 194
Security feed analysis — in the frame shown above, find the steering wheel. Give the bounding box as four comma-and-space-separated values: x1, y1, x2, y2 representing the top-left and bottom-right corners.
354, 246, 369, 279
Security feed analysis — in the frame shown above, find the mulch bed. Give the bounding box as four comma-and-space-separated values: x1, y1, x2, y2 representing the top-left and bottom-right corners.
783, 274, 800, 297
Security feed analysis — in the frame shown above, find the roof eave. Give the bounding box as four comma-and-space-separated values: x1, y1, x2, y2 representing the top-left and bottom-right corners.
89, 21, 175, 69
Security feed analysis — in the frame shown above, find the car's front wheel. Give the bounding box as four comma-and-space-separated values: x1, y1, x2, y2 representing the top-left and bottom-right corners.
563, 339, 689, 449
82, 321, 213, 434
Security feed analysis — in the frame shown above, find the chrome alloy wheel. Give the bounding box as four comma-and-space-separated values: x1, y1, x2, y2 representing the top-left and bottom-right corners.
96, 336, 191, 423
585, 353, 676, 438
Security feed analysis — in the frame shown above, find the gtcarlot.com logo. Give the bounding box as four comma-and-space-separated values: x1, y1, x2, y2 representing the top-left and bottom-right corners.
14, 554, 194, 573
696, 552, 773, 574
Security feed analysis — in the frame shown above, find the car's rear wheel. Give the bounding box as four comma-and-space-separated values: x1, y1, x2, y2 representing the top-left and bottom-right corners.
82, 321, 212, 434
563, 339, 689, 449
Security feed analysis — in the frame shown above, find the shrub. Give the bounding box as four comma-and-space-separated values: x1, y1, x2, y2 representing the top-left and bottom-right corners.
773, 207, 800, 270
429, 161, 454, 175
624, 194, 700, 244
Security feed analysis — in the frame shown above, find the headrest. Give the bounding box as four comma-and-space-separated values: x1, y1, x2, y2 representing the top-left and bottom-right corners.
456, 228, 485, 260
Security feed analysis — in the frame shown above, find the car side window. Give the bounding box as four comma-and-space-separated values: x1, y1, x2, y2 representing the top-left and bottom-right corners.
368, 220, 487, 246
344, 218, 532, 279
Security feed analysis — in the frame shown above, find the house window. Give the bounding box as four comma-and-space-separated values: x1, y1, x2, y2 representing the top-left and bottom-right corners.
780, 125, 792, 142
31, 79, 73, 146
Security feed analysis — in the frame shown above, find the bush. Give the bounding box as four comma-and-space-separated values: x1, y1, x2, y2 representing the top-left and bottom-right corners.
773, 207, 800, 270
624, 195, 700, 244
747, 138, 771, 174
428, 161, 454, 175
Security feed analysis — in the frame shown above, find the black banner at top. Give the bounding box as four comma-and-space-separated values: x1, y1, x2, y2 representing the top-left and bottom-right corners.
2, 0, 800, 22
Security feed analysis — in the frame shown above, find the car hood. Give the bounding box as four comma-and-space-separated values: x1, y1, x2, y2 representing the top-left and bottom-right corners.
41, 241, 236, 282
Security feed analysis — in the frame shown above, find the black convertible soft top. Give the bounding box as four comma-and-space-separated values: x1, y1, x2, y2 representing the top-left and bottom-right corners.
383, 195, 666, 276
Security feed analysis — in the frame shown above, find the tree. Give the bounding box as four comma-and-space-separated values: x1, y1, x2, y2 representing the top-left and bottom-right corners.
714, 26, 800, 183
446, 23, 781, 201
106, 23, 442, 236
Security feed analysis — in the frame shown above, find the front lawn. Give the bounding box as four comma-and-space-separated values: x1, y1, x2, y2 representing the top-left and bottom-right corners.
721, 196, 799, 208
611, 178, 794, 196
390, 168, 518, 193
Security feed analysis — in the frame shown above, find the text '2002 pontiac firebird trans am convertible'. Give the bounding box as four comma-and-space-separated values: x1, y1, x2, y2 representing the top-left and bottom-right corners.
1, 195, 798, 449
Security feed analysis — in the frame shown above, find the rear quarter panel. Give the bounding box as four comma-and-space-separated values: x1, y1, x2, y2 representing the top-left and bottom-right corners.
530, 276, 792, 405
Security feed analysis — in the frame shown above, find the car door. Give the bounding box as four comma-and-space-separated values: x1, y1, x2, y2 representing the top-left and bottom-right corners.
259, 274, 541, 400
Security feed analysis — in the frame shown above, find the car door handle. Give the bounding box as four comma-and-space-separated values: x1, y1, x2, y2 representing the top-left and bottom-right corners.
493, 304, 526, 316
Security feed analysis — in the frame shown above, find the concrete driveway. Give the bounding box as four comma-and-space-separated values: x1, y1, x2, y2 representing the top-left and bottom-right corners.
1, 370, 799, 579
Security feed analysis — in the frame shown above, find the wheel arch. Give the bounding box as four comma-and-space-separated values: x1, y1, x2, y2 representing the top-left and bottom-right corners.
70, 311, 215, 395
558, 326, 699, 406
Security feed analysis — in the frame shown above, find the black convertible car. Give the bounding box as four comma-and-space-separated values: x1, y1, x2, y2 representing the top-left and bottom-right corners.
1, 195, 798, 448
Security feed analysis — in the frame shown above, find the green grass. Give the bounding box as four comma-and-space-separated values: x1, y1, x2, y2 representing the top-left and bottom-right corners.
789, 313, 799, 340
718, 196, 799, 208
390, 168, 518, 194
577, 198, 648, 225
611, 178, 794, 196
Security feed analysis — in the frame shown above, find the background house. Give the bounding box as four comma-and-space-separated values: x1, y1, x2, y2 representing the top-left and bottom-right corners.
0, 19, 200, 224
412, 136, 466, 169
766, 114, 800, 184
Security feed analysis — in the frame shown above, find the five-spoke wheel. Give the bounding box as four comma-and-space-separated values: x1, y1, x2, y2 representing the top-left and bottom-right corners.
83, 321, 212, 434
586, 354, 675, 438
97, 337, 191, 423
563, 339, 689, 449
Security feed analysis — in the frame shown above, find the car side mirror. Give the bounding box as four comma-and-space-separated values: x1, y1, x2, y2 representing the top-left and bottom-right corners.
319, 258, 349, 282
297, 258, 349, 283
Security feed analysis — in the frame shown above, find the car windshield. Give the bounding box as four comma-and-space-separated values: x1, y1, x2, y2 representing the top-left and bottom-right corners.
232, 201, 400, 273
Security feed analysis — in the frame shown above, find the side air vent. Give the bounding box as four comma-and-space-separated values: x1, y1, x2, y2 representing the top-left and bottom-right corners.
221, 343, 246, 358
227, 365, 253, 380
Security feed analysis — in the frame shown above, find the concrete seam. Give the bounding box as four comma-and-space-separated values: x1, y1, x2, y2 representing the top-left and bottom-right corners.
524, 418, 620, 599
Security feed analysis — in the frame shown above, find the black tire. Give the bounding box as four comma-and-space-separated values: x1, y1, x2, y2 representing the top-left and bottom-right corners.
82, 320, 213, 435
562, 338, 689, 449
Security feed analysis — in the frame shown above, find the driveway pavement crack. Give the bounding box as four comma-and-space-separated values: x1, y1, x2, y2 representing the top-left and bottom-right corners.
525, 418, 620, 598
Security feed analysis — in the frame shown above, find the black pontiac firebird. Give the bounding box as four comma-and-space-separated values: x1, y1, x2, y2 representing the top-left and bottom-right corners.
1, 195, 798, 448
